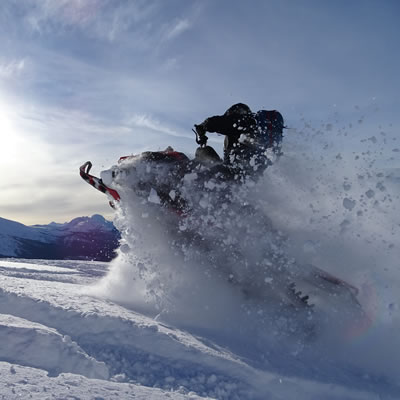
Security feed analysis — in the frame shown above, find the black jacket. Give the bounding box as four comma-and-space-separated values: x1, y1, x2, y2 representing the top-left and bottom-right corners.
200, 104, 284, 169
201, 110, 258, 164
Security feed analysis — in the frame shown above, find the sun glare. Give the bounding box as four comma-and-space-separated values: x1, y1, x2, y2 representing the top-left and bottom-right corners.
0, 97, 21, 166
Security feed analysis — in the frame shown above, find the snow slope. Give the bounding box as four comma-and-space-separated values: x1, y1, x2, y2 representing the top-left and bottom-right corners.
0, 217, 47, 257
0, 258, 398, 400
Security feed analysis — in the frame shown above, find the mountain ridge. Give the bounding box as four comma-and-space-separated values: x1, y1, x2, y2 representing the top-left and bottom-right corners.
0, 215, 120, 261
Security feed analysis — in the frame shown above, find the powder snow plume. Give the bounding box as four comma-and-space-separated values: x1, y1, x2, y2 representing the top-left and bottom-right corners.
90, 104, 400, 384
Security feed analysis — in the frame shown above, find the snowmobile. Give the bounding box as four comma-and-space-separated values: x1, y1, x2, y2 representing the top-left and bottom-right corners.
79, 130, 370, 333
80, 130, 228, 213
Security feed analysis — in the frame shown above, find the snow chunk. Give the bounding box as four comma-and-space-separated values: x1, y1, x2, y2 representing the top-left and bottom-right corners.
365, 189, 375, 199
183, 172, 198, 183
169, 190, 176, 201
376, 181, 386, 192
100, 169, 113, 186
148, 188, 161, 204
342, 198, 356, 211
204, 180, 216, 190
199, 196, 209, 209
340, 219, 351, 233
342, 181, 352, 191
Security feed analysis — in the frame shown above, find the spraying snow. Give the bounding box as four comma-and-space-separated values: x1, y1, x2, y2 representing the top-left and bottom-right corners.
89, 106, 400, 389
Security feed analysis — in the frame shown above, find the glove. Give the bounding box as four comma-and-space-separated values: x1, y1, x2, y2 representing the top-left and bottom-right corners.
194, 124, 208, 145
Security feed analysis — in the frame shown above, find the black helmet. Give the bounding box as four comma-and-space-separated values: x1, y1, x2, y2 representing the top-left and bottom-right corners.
225, 103, 252, 116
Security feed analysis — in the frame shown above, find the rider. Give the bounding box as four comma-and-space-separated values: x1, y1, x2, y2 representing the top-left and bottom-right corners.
194, 103, 285, 177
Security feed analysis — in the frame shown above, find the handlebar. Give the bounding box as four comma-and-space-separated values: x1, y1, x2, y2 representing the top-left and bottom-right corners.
193, 126, 208, 147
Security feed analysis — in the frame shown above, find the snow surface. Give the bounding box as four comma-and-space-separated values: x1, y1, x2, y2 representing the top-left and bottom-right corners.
1, 110, 399, 399
0, 258, 397, 399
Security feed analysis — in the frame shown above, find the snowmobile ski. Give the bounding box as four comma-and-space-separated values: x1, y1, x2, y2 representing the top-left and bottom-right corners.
80, 161, 121, 204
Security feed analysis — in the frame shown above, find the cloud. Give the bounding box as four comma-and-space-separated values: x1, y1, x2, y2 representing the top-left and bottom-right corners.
25, 0, 104, 33
160, 57, 180, 72
0, 59, 26, 79
127, 114, 188, 139
0, 178, 112, 226
20, 0, 161, 44
165, 19, 191, 41
104, 1, 159, 42
12, 0, 194, 56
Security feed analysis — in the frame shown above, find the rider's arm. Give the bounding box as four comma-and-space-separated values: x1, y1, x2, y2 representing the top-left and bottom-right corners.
199, 115, 242, 137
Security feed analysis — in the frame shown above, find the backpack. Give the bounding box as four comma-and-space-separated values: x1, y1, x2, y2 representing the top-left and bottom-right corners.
255, 110, 284, 148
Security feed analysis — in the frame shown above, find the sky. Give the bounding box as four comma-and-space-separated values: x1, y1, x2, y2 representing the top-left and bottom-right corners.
0, 0, 399, 225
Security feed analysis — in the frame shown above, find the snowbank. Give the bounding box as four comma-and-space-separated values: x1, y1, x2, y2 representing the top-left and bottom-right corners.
0, 314, 108, 379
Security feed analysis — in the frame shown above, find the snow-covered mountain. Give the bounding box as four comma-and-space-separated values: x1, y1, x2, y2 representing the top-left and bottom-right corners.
0, 215, 120, 261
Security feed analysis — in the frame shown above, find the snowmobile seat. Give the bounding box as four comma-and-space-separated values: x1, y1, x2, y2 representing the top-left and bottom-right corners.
194, 146, 222, 166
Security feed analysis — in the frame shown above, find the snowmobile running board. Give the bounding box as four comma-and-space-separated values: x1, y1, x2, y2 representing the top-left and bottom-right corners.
79, 161, 121, 202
